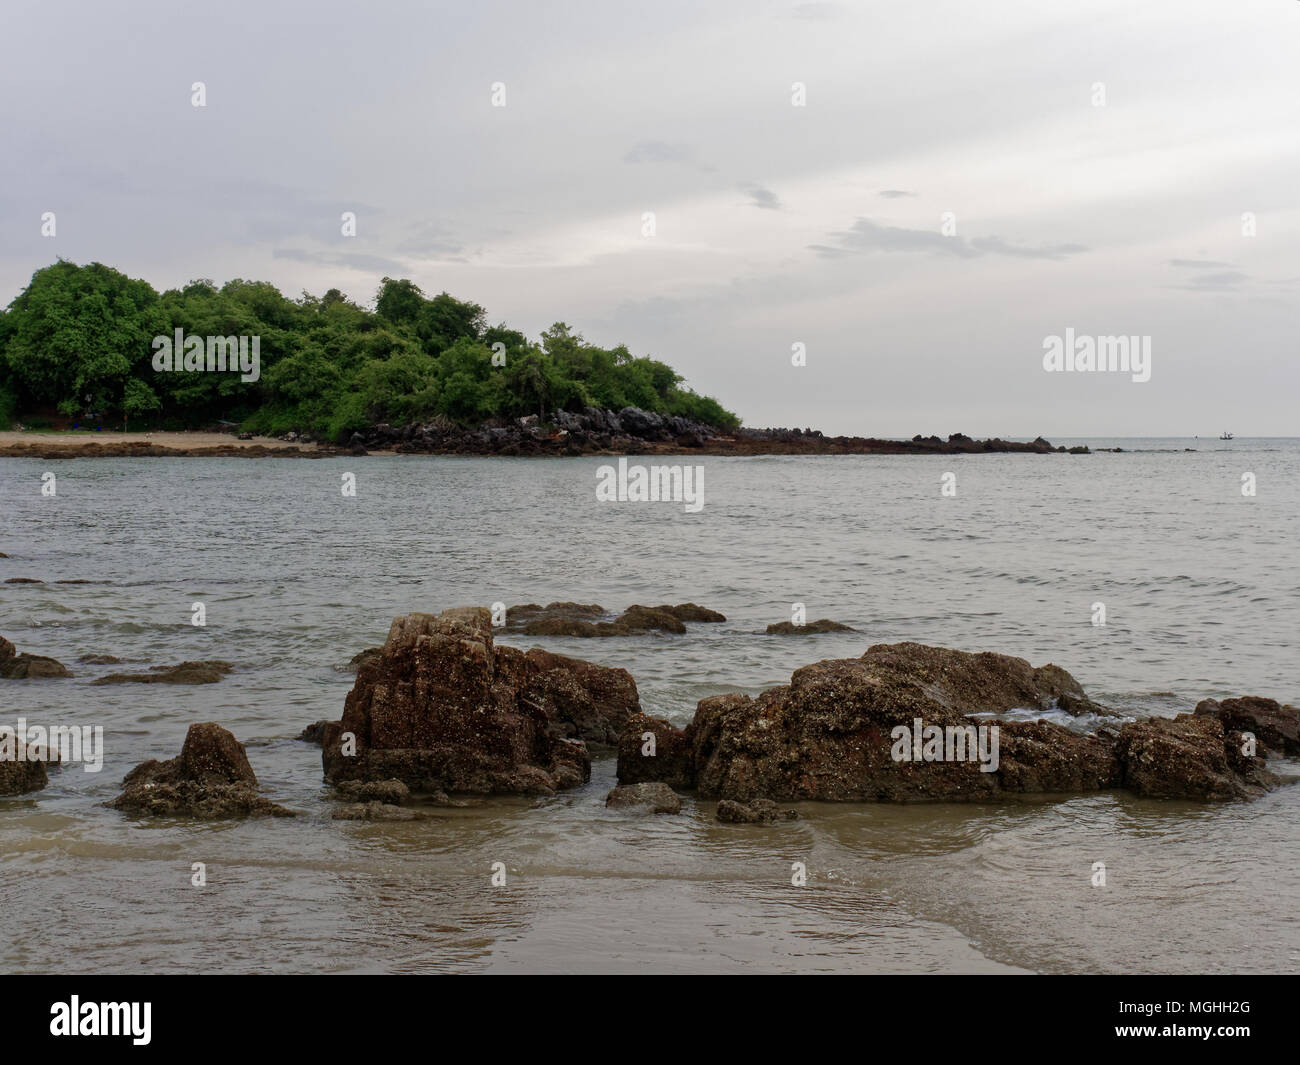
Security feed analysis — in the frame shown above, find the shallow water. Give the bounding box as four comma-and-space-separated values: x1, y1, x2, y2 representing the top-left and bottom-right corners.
1, 438, 1297, 973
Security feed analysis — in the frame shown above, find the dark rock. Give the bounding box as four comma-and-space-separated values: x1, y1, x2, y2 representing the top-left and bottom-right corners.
765, 619, 856, 634
324, 608, 634, 795
617, 642, 1274, 803
0, 727, 49, 796
91, 660, 233, 685
1118, 714, 1277, 801
4, 578, 43, 584
77, 654, 123, 665
332, 802, 437, 821
109, 723, 294, 818
346, 647, 382, 672
610, 605, 686, 634
616, 712, 698, 789
605, 782, 682, 814
335, 778, 409, 804
655, 603, 726, 623
0, 635, 72, 678
297, 720, 332, 745
716, 798, 797, 824
1195, 696, 1300, 756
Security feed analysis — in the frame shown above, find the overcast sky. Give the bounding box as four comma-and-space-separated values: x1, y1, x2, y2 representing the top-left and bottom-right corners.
2, 0, 1297, 436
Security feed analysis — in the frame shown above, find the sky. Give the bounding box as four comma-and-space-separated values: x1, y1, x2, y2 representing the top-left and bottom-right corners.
1, 0, 1297, 436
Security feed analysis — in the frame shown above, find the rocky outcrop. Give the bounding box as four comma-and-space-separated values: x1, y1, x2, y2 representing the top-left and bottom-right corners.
504, 602, 725, 638
108, 723, 295, 818
617, 642, 1281, 804
605, 782, 682, 814
91, 660, 233, 685
1117, 714, 1277, 801
0, 635, 72, 679
322, 608, 641, 795
1194, 696, 1300, 756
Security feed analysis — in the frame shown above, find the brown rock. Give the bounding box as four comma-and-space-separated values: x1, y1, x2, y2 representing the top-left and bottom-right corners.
616, 712, 698, 789
1195, 696, 1300, 756
91, 660, 233, 685
324, 608, 621, 795
716, 798, 796, 823
765, 619, 856, 634
0, 727, 49, 796
108, 723, 293, 818
1117, 714, 1278, 801
605, 781, 682, 813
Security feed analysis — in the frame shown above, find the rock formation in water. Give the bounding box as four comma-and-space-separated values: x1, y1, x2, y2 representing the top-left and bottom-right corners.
503, 602, 725, 637
321, 607, 642, 795
109, 722, 295, 818
0, 634, 72, 679
617, 642, 1289, 804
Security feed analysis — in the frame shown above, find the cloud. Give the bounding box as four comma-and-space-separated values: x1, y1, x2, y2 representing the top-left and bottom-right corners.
1168, 258, 1235, 269
877, 189, 916, 199
809, 218, 1086, 260
741, 183, 782, 210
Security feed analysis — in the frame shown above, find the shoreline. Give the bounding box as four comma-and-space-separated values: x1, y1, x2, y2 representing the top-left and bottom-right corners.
0, 429, 1090, 459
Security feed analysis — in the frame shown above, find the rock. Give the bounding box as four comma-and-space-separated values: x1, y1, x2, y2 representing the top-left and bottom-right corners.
297, 720, 332, 745
346, 647, 382, 672
1195, 696, 1300, 756
514, 647, 641, 744
716, 798, 797, 824
109, 723, 294, 818
1117, 714, 1277, 801
610, 605, 686, 634
91, 661, 233, 685
324, 608, 631, 795
655, 603, 726, 623
765, 619, 857, 634
335, 778, 409, 804
605, 782, 682, 814
616, 712, 699, 789
505, 601, 724, 637
331, 802, 437, 821
77, 654, 123, 665
618, 641, 1273, 803
0, 635, 72, 678
0, 727, 49, 796
4, 578, 43, 584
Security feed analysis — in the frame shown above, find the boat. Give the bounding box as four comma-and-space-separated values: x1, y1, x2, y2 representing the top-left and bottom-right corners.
1220, 431, 1234, 440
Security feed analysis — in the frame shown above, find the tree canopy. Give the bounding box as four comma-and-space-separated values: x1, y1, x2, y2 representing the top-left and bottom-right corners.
0, 260, 739, 439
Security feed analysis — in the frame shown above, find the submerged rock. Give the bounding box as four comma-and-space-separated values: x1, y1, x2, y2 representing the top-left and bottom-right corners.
618, 641, 1278, 804
0, 635, 72, 679
323, 607, 641, 795
109, 723, 295, 818
716, 798, 797, 824
505, 601, 725, 637
605, 781, 682, 814
765, 619, 857, 635
297, 720, 331, 745
91, 660, 233, 685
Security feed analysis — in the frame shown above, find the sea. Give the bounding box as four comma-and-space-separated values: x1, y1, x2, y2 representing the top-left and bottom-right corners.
1, 437, 1297, 973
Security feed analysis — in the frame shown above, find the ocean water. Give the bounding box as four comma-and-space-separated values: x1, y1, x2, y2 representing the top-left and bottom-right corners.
1, 438, 1297, 973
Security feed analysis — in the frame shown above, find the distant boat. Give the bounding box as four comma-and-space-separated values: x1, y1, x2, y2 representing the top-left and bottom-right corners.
1220, 431, 1234, 440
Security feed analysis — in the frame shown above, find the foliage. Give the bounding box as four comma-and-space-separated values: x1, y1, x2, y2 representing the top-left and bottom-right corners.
0, 260, 740, 441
